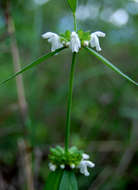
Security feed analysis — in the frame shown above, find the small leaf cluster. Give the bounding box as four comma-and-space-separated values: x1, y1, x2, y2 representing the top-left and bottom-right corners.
49, 146, 83, 168
60, 30, 71, 43
60, 30, 91, 45
78, 30, 91, 43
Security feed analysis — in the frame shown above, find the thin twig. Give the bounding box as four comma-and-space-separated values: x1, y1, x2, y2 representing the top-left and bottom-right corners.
5, 2, 34, 190
18, 139, 34, 190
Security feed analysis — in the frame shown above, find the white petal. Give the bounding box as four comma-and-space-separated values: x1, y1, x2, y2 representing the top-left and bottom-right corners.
69, 31, 81, 53
83, 41, 89, 47
78, 162, 85, 172
51, 37, 63, 52
82, 153, 90, 160
80, 166, 86, 174
77, 160, 95, 176
78, 161, 89, 176
83, 168, 90, 176
94, 35, 101, 51
90, 35, 96, 48
60, 164, 65, 169
66, 42, 70, 47
90, 31, 105, 52
70, 164, 75, 169
49, 163, 56, 171
42, 32, 57, 39
93, 31, 106, 37
42, 32, 63, 52
86, 161, 95, 168
90, 34, 101, 51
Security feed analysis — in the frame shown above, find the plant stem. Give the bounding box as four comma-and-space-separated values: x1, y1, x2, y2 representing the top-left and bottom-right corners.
73, 12, 77, 32
65, 53, 77, 153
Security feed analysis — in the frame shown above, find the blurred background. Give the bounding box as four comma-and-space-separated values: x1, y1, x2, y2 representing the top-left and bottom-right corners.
0, 0, 138, 189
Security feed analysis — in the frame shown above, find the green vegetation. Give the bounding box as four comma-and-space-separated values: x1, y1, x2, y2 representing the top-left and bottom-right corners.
0, 0, 138, 189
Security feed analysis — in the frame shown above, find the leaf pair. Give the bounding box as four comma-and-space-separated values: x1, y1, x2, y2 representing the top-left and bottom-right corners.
0, 47, 137, 87
44, 170, 78, 190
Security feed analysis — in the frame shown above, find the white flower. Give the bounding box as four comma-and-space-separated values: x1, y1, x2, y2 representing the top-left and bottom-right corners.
65, 41, 70, 47
77, 153, 95, 176
69, 31, 81, 53
70, 164, 75, 169
77, 160, 95, 176
83, 41, 89, 47
82, 153, 90, 160
42, 32, 63, 52
60, 164, 65, 169
49, 163, 56, 172
90, 31, 106, 51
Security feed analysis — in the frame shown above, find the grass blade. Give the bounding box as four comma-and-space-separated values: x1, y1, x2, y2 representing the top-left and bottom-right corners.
44, 170, 63, 190
0, 47, 65, 87
85, 47, 138, 86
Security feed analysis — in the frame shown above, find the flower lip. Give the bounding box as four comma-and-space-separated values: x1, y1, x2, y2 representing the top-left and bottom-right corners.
69, 31, 81, 53
42, 32, 63, 52
90, 31, 106, 51
83, 41, 89, 47
70, 163, 75, 169
49, 163, 56, 172
42, 32, 58, 39
71, 31, 78, 37
91, 31, 106, 38
82, 153, 90, 160
60, 164, 65, 169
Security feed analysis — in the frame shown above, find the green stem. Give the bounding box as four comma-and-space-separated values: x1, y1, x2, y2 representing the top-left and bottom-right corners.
65, 53, 77, 153
73, 12, 77, 32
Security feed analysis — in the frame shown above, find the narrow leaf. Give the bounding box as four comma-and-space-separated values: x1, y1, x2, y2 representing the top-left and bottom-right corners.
85, 47, 138, 86
67, 0, 78, 13
59, 170, 78, 190
0, 47, 65, 87
44, 170, 63, 190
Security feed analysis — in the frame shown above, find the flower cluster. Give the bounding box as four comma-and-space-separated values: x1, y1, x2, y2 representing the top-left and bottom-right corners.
42, 30, 105, 53
48, 146, 95, 176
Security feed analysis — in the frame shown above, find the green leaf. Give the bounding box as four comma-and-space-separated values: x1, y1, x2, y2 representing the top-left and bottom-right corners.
44, 170, 63, 190
59, 170, 78, 190
85, 47, 138, 86
78, 30, 91, 42
60, 30, 71, 42
65, 30, 71, 41
67, 0, 78, 13
0, 47, 65, 87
